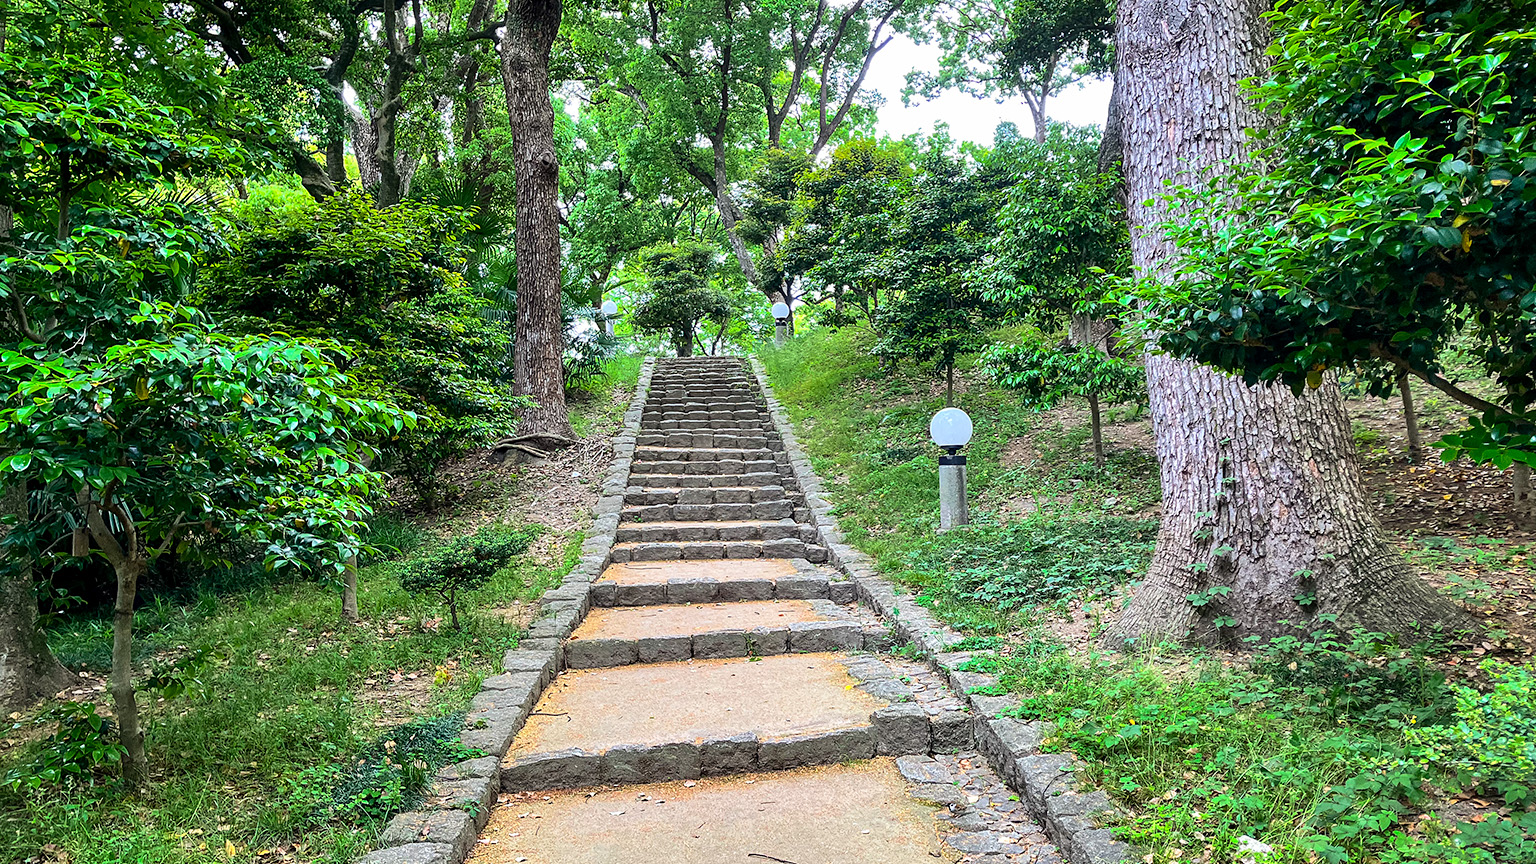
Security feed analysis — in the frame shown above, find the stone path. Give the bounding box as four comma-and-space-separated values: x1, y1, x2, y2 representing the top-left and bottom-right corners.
360, 358, 1094, 864
465, 358, 1063, 864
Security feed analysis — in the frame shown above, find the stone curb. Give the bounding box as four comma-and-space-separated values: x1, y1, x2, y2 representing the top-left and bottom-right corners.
748, 357, 1138, 864
357, 359, 658, 864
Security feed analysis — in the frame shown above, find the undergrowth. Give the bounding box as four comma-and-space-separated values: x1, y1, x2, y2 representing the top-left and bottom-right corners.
761, 328, 1536, 864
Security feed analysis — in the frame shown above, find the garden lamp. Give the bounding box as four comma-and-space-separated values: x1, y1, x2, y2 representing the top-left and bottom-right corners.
929, 406, 973, 530
771, 301, 791, 347
600, 299, 618, 337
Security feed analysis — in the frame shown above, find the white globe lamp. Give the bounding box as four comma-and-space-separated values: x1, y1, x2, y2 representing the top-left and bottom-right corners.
600, 299, 618, 317
770, 301, 791, 346
930, 406, 973, 530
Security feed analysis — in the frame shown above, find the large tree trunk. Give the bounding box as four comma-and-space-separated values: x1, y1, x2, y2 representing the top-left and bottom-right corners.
1105, 0, 1471, 648
501, 0, 574, 440
0, 482, 71, 712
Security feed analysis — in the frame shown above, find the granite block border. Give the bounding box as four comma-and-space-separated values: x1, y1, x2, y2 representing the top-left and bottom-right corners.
356, 359, 657, 864
748, 356, 1138, 864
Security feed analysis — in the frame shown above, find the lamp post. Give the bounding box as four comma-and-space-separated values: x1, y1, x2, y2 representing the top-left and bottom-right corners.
771, 301, 791, 347
600, 299, 618, 338
930, 407, 972, 530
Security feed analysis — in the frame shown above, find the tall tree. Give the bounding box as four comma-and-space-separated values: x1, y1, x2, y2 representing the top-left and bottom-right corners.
570, 0, 924, 296
908, 0, 1113, 142
1103, 0, 1471, 647
502, 0, 575, 442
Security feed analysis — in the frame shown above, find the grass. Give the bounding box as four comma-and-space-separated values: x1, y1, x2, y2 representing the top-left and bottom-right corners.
761, 329, 1536, 864
0, 355, 637, 864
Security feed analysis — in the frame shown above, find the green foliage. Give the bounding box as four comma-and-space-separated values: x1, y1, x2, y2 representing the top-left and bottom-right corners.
1409, 660, 1536, 791
980, 123, 1126, 320
285, 713, 473, 826
199, 189, 530, 501
400, 524, 539, 628
0, 302, 400, 580
630, 242, 733, 356
981, 340, 1145, 409
1136, 0, 1536, 466
904, 517, 1156, 611
782, 138, 915, 320
1, 702, 127, 793
870, 138, 1001, 376
909, 0, 1113, 112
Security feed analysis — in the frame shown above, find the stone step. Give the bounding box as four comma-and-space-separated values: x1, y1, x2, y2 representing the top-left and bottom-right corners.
637, 431, 777, 449
591, 558, 851, 606
498, 654, 930, 791
613, 520, 816, 545
609, 539, 826, 564
624, 486, 789, 506
565, 599, 876, 668
640, 419, 769, 431
628, 458, 782, 476
629, 471, 787, 488
477, 761, 952, 864
633, 446, 778, 462
622, 499, 796, 522
641, 408, 765, 421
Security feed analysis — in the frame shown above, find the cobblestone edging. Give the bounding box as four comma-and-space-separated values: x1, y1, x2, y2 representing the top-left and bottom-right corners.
748, 357, 1138, 864
357, 359, 657, 864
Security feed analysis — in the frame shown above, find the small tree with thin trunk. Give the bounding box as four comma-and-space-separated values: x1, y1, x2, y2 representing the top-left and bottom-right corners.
400, 524, 535, 629
631, 243, 732, 357
0, 305, 400, 784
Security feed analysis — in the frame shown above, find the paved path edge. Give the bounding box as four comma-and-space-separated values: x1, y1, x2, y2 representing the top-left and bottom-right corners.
357, 359, 658, 864
748, 356, 1140, 864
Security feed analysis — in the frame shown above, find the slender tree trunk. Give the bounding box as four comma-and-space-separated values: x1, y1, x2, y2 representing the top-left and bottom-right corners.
111, 557, 147, 784
713, 141, 761, 290
1398, 373, 1423, 463
1088, 393, 1104, 468
1514, 463, 1533, 519
342, 556, 360, 622
0, 482, 71, 712
501, 0, 574, 440
1105, 0, 1470, 648
374, 2, 408, 208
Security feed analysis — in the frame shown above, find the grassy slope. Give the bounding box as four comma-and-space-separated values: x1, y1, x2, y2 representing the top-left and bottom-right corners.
762, 329, 1531, 864
0, 357, 641, 864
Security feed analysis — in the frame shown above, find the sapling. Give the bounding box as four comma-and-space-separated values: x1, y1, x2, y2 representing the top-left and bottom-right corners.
400, 525, 533, 629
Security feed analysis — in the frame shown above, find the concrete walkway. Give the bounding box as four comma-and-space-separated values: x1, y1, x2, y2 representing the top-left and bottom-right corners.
467, 358, 1062, 864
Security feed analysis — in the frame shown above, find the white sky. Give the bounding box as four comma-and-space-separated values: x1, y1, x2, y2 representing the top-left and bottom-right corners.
865, 34, 1114, 145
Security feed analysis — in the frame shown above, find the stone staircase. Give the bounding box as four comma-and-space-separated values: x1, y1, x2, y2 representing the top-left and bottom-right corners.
608, 358, 830, 564
377, 357, 1065, 864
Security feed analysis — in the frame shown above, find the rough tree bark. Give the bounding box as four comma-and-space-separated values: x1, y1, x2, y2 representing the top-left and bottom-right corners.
0, 483, 72, 713
501, 0, 575, 441
1105, 0, 1472, 647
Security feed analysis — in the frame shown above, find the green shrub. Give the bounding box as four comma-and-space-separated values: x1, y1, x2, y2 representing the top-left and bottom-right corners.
2, 703, 127, 794
1409, 661, 1536, 796
283, 713, 472, 827
400, 524, 538, 627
